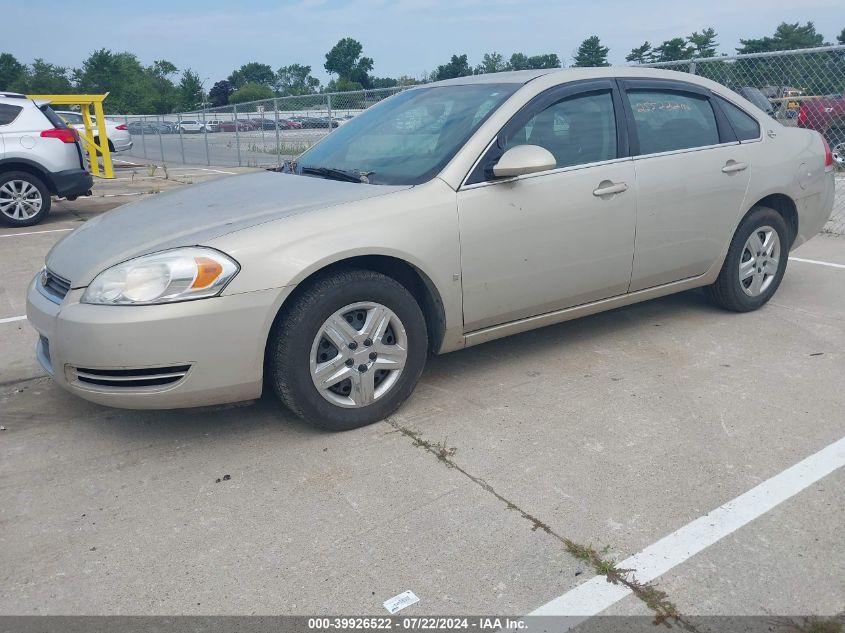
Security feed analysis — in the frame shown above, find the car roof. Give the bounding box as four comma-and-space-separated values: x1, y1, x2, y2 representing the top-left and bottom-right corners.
426, 66, 719, 90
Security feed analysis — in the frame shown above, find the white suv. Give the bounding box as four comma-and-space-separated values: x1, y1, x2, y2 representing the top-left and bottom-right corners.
177, 119, 205, 133
0, 93, 93, 227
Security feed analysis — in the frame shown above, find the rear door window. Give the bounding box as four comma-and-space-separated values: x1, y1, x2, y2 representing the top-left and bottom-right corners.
716, 97, 761, 141
0, 104, 23, 126
627, 90, 719, 154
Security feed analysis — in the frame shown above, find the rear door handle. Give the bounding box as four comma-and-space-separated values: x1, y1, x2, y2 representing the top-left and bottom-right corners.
592, 181, 628, 197
722, 161, 749, 173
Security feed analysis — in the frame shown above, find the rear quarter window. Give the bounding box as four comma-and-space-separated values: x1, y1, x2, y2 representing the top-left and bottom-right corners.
0, 103, 23, 126
717, 97, 761, 141
39, 105, 70, 129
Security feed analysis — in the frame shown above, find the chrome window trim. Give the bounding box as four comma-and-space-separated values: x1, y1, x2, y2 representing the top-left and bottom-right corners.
632, 140, 741, 161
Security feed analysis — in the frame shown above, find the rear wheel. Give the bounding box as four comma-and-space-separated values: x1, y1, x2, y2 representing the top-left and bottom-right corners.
269, 270, 428, 431
0, 171, 51, 227
705, 206, 789, 312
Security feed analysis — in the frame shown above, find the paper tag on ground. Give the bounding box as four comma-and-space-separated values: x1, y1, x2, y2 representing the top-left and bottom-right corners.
383, 590, 419, 614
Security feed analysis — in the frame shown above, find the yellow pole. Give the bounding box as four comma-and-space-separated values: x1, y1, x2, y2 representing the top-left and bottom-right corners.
93, 101, 113, 178
80, 105, 100, 177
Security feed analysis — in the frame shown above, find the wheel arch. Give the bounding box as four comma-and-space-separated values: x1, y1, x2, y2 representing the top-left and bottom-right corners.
0, 159, 55, 193
265, 254, 448, 366
743, 193, 798, 246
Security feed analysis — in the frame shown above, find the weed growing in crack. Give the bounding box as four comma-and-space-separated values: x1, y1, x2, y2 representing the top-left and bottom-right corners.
386, 417, 693, 629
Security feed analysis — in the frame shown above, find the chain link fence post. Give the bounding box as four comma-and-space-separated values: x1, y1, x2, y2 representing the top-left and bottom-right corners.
177, 113, 186, 164
233, 103, 242, 167
201, 108, 210, 166
273, 97, 282, 169
156, 114, 165, 163
140, 115, 147, 160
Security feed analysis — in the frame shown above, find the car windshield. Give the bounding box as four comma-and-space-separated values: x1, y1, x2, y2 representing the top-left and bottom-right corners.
295, 84, 518, 185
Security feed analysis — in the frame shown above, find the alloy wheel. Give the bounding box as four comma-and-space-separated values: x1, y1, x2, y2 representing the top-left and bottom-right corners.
0, 180, 43, 221
309, 302, 408, 408
739, 225, 780, 297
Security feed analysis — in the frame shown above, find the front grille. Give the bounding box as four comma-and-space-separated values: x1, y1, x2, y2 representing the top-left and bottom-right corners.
39, 269, 71, 302
73, 365, 191, 389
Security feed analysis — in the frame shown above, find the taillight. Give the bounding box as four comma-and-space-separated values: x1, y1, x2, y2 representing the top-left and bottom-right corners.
115, 123, 127, 130
41, 128, 78, 143
821, 134, 833, 171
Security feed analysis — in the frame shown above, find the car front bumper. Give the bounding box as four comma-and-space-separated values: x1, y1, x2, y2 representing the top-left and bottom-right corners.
26, 275, 291, 409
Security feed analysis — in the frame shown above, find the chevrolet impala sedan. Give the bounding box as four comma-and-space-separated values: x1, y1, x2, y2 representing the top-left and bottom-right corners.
27, 68, 835, 430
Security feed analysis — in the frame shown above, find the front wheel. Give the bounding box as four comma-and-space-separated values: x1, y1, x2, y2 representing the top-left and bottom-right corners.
269, 270, 428, 431
705, 206, 789, 312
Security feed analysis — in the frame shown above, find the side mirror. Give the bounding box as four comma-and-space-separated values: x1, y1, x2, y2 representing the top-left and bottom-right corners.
492, 145, 556, 178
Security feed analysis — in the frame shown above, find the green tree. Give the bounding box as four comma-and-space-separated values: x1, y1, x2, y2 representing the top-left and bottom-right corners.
737, 22, 825, 53
838, 27, 845, 45
572, 36, 610, 67
432, 54, 472, 80
504, 52, 561, 71
475, 52, 507, 74
228, 62, 275, 88
229, 82, 273, 104
324, 38, 374, 89
178, 69, 205, 110
208, 80, 234, 107
626, 42, 654, 64
147, 59, 179, 114
74, 49, 154, 113
24, 59, 73, 93
653, 38, 693, 62
688, 27, 718, 58
0, 53, 26, 91
370, 76, 398, 88
507, 53, 531, 70
276, 64, 320, 96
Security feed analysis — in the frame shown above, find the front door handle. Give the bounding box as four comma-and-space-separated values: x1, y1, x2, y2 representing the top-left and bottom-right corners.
722, 161, 749, 173
592, 181, 628, 197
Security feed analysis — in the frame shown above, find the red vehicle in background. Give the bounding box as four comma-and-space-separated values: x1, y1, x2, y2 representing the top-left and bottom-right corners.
798, 94, 845, 167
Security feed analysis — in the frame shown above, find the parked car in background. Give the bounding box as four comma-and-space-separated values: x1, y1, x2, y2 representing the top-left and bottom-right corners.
56, 111, 133, 153
290, 116, 339, 129
204, 119, 225, 132
798, 93, 845, 167
218, 120, 250, 132
157, 121, 177, 134
26, 68, 834, 430
1, 93, 92, 227
279, 118, 303, 130
126, 121, 161, 135
177, 119, 205, 133
252, 118, 282, 130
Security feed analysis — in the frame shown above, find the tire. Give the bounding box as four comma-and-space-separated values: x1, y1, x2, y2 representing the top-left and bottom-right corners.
0, 171, 51, 228
269, 269, 428, 431
705, 206, 789, 312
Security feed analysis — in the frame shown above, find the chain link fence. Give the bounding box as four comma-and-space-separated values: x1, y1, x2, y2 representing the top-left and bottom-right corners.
118, 86, 406, 169
117, 47, 844, 235
640, 45, 845, 235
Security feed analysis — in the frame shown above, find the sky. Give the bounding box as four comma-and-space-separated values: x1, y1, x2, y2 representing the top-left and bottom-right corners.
3, 0, 844, 86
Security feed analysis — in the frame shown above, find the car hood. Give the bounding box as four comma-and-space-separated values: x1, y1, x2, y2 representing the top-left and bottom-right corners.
47, 171, 409, 287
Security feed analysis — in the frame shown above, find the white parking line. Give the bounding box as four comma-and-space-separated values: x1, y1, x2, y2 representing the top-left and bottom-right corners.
0, 315, 26, 324
789, 256, 845, 270
0, 228, 73, 239
528, 434, 845, 623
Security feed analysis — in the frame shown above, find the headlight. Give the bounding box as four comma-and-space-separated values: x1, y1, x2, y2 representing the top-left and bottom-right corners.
81, 247, 239, 305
